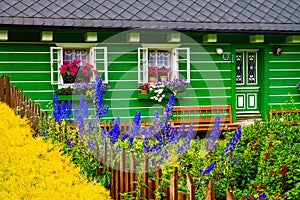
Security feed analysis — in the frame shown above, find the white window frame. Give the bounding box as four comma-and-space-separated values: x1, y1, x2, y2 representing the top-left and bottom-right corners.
50, 44, 108, 88
138, 45, 190, 83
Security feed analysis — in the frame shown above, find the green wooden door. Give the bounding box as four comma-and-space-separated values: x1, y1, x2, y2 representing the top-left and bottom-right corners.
235, 50, 260, 114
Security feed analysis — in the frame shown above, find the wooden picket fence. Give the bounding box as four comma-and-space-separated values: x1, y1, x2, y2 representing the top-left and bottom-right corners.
96, 146, 195, 200
0, 75, 47, 130
0, 74, 237, 200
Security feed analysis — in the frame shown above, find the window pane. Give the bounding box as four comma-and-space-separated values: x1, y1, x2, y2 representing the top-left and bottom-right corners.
148, 50, 171, 82
63, 49, 88, 66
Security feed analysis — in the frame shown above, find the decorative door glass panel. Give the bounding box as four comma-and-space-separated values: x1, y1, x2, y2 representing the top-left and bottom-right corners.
235, 52, 243, 84
247, 52, 256, 84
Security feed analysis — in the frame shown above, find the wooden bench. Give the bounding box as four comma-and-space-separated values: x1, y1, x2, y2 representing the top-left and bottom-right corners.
269, 108, 300, 122
168, 105, 240, 131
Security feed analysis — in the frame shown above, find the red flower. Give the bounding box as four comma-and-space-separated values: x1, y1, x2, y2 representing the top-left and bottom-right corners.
264, 153, 269, 160
268, 142, 273, 148
148, 66, 158, 76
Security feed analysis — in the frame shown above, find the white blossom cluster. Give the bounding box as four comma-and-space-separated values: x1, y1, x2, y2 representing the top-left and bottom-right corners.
149, 84, 166, 102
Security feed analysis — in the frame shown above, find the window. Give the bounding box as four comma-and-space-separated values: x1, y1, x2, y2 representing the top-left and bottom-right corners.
50, 46, 108, 88
138, 47, 190, 84
148, 50, 171, 82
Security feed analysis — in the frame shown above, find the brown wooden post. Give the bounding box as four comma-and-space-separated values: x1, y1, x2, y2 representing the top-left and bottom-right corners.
142, 156, 149, 199
130, 151, 136, 197
154, 166, 162, 192
0, 75, 4, 102
120, 149, 126, 196
148, 179, 155, 199
124, 170, 129, 195
187, 172, 195, 200
170, 167, 178, 200
162, 186, 169, 200
115, 165, 120, 200
4, 75, 10, 105
205, 180, 215, 200
178, 192, 186, 200
226, 186, 236, 200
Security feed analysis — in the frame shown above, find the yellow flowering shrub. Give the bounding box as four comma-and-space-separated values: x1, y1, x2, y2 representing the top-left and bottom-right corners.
0, 102, 111, 200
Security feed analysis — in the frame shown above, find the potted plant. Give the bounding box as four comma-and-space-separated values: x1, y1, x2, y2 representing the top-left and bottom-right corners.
59, 60, 98, 84
139, 82, 150, 94
59, 60, 80, 84
158, 67, 170, 81
76, 63, 98, 82
74, 80, 110, 97
164, 77, 188, 96
148, 66, 158, 82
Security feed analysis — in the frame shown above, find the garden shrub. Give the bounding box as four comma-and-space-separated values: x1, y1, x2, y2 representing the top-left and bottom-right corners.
229, 118, 300, 199
0, 102, 111, 200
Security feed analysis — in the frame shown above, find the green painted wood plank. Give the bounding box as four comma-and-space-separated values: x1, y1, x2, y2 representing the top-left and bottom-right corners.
269, 63, 300, 69
269, 71, 300, 78
13, 82, 52, 90
269, 79, 299, 86
269, 87, 298, 95
0, 63, 50, 71
0, 72, 51, 81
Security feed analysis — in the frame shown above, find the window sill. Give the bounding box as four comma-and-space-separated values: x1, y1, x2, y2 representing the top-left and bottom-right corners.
58, 95, 93, 101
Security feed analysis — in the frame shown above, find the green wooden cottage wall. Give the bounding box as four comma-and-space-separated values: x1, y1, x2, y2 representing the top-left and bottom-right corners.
0, 29, 299, 122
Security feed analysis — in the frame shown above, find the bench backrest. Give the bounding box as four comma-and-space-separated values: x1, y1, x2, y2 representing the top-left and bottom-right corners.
269, 109, 300, 120
170, 105, 233, 124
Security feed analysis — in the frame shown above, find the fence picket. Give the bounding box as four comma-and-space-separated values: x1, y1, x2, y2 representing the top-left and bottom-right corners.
142, 156, 149, 199
187, 172, 195, 200
170, 167, 178, 200
205, 180, 215, 200
130, 151, 136, 197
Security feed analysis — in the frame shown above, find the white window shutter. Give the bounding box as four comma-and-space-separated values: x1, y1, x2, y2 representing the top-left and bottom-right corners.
90, 47, 108, 83
174, 47, 190, 83
138, 48, 148, 83
50, 47, 63, 85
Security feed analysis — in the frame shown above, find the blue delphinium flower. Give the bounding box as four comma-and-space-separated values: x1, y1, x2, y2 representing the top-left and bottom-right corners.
93, 76, 109, 119
108, 117, 121, 144
163, 94, 175, 122
205, 115, 221, 153
177, 124, 194, 153
87, 139, 95, 150
60, 101, 66, 119
66, 100, 72, 119
222, 126, 242, 157
199, 161, 215, 175
52, 94, 61, 123
74, 106, 85, 138
259, 192, 266, 199
116, 145, 120, 152
67, 138, 72, 148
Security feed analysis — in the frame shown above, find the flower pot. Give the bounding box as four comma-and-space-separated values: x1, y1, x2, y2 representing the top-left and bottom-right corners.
63, 78, 75, 84
149, 76, 156, 82
140, 89, 148, 94
160, 75, 167, 81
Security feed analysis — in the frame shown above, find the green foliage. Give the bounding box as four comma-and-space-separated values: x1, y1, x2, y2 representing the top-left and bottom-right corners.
230, 119, 300, 199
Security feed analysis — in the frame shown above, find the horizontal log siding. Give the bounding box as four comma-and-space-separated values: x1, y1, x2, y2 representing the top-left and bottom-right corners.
0, 43, 53, 108
268, 45, 300, 108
